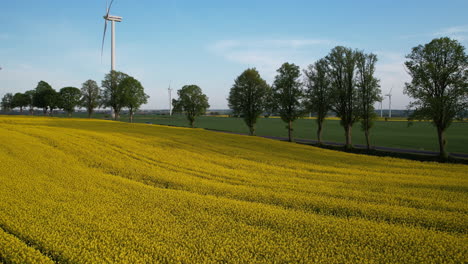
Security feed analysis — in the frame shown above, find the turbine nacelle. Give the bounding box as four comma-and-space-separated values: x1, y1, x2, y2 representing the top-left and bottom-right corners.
104, 15, 122, 22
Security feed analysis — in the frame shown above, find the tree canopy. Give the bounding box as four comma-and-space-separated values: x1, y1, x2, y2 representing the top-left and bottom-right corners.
404, 37, 468, 160
356, 51, 381, 150
1, 93, 14, 112
120, 76, 149, 122
81, 80, 101, 118
272, 62, 304, 142
33, 81, 57, 115
228, 68, 270, 135
304, 58, 332, 144
172, 85, 210, 128
12, 93, 29, 113
59, 87, 81, 117
101, 71, 129, 120
326, 46, 360, 149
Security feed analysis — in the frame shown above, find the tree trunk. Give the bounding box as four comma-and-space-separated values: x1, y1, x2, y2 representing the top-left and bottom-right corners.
249, 124, 255, 136
68, 112, 71, 118
43, 108, 47, 116
88, 109, 92, 118
344, 124, 352, 149
317, 121, 323, 145
190, 119, 195, 128
114, 110, 120, 121
437, 127, 448, 161
129, 110, 134, 123
365, 129, 370, 150
288, 120, 293, 142
20, 107, 23, 113
29, 108, 33, 115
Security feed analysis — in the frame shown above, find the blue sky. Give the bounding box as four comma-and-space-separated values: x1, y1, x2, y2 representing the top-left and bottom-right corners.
1, 0, 467, 109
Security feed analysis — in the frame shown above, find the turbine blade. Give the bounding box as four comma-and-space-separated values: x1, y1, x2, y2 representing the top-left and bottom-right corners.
107, 0, 114, 16
101, 21, 108, 62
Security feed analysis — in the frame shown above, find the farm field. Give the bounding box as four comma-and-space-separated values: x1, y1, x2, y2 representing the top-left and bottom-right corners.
46, 112, 468, 154
131, 114, 468, 154
0, 116, 467, 263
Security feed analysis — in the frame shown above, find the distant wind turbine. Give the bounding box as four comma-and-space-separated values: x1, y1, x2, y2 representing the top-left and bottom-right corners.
101, 0, 122, 71
379, 99, 383, 118
168, 82, 173, 116
385, 87, 393, 118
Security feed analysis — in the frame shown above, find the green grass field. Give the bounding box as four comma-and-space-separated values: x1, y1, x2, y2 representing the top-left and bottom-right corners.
126, 114, 468, 154
13, 112, 468, 154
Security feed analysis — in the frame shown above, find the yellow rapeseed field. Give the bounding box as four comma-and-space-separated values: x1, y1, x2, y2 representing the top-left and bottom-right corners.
0, 116, 466, 263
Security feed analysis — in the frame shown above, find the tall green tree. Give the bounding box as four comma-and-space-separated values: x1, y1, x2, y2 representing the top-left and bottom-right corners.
24, 90, 35, 114
120, 76, 149, 122
172, 85, 210, 128
1, 93, 14, 112
228, 68, 270, 135
81, 80, 101, 118
272, 62, 304, 142
263, 86, 276, 118
304, 58, 332, 144
59, 87, 81, 117
326, 46, 360, 149
404, 37, 468, 160
12, 93, 29, 113
101, 71, 129, 120
33, 81, 56, 115
356, 51, 381, 150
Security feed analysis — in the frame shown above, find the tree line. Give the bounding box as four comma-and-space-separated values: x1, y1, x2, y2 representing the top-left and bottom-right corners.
227, 38, 467, 160
1, 70, 149, 122
227, 46, 381, 150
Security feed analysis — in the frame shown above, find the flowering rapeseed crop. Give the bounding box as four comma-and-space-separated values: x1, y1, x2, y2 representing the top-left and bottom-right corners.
0, 116, 466, 263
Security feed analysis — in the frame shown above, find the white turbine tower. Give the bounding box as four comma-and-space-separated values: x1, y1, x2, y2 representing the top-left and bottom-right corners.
385, 87, 393, 118
101, 0, 122, 71
168, 82, 173, 116
101, 0, 122, 118
379, 99, 383, 118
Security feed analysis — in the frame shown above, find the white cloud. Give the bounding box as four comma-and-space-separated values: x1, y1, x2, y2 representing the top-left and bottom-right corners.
433, 25, 468, 42
210, 38, 334, 80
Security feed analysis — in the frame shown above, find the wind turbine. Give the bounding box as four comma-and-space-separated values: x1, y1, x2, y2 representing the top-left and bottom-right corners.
379, 99, 383, 118
101, 0, 122, 71
168, 82, 173, 116
385, 87, 393, 118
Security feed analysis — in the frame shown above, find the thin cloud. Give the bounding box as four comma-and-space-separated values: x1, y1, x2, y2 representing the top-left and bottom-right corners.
400, 25, 468, 42
433, 25, 468, 41
209, 38, 334, 79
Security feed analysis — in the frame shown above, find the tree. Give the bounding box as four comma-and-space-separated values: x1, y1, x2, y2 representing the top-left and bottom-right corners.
81, 80, 101, 118
356, 51, 381, 150
120, 76, 149, 122
101, 70, 129, 120
404, 37, 468, 160
272, 62, 304, 142
24, 90, 35, 114
326, 46, 360, 149
172, 85, 210, 128
263, 86, 276, 118
59, 87, 81, 117
33, 81, 56, 115
228, 68, 270, 135
12, 93, 29, 113
1, 93, 13, 112
304, 58, 332, 145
